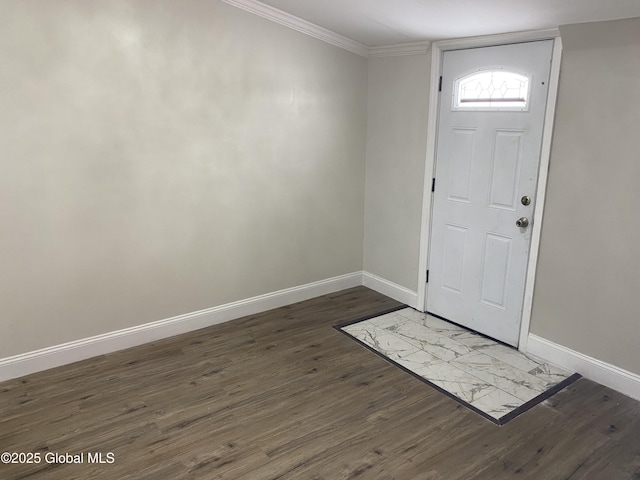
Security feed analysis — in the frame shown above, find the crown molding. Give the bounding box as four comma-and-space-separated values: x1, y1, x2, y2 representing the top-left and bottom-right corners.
369, 40, 431, 58
221, 0, 370, 57
220, 2, 559, 60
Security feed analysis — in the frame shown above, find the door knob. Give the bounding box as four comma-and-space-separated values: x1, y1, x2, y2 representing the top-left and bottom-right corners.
516, 217, 529, 228
521, 195, 532, 206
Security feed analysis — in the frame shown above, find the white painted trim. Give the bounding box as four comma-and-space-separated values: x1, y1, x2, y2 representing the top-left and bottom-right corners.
436, 28, 560, 50
362, 272, 418, 308
220, 0, 369, 57
416, 42, 443, 312
369, 41, 431, 58
528, 334, 640, 401
517, 37, 563, 350
0, 272, 363, 383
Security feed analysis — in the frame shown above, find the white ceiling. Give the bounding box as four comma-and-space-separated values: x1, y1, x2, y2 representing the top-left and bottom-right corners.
256, 0, 640, 46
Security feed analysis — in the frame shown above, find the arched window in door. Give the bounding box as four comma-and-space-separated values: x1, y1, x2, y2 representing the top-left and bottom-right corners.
453, 70, 530, 111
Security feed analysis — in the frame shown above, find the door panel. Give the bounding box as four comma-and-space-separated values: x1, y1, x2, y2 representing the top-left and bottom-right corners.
480, 233, 512, 309
442, 224, 467, 293
489, 131, 523, 210
428, 41, 553, 346
448, 129, 476, 202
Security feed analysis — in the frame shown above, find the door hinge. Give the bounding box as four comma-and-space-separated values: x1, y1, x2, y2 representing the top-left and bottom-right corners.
438, 76, 443, 92
426, 270, 430, 283
431, 178, 436, 192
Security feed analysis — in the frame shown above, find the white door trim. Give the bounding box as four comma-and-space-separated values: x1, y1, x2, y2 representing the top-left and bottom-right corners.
416, 29, 562, 351
517, 37, 563, 351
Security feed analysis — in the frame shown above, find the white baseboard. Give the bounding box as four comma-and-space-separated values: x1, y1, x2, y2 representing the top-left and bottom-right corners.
0, 272, 363, 383
362, 272, 418, 308
527, 334, 640, 401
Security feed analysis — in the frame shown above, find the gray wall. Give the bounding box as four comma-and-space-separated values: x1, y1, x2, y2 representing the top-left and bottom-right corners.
0, 0, 368, 357
363, 54, 431, 293
3, 0, 637, 381
530, 18, 640, 375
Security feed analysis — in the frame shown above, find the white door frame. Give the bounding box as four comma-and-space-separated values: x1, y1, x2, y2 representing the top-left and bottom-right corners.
416, 28, 563, 352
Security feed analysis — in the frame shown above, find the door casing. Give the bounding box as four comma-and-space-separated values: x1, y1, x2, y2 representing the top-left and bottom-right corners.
415, 29, 563, 353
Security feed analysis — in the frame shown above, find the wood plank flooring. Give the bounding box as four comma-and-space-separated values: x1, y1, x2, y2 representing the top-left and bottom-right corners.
1, 286, 639, 479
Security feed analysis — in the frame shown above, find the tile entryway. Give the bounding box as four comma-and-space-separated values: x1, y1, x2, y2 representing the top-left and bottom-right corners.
339, 307, 580, 425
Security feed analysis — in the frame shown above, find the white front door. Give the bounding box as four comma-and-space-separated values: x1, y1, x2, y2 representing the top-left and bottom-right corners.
428, 41, 553, 347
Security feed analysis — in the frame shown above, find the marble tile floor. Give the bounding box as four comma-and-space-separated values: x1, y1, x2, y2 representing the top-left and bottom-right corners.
339, 307, 579, 425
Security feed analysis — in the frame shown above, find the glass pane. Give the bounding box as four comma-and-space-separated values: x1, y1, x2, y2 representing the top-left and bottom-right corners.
454, 70, 529, 110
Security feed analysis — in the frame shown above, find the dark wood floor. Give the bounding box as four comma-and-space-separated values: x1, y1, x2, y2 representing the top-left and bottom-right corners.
1, 287, 639, 479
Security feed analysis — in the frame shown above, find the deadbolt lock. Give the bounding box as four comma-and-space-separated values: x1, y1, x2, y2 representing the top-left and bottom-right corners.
516, 217, 530, 228
521, 195, 532, 206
